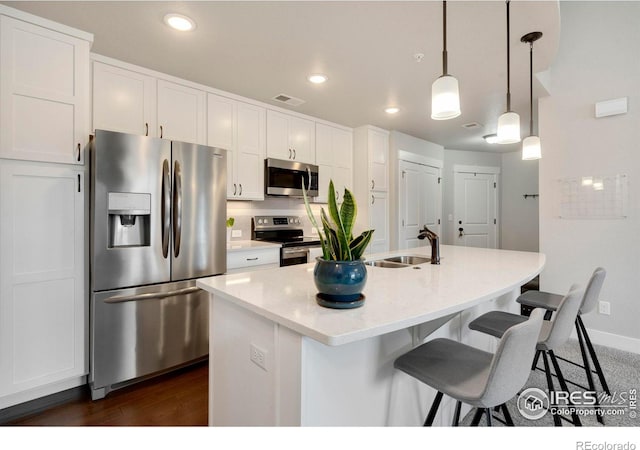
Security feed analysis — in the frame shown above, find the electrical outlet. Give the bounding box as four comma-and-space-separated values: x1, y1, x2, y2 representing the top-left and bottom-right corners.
231, 229, 242, 238
598, 301, 611, 315
250, 343, 267, 371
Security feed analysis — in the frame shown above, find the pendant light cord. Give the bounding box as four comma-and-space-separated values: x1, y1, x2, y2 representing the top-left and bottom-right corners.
529, 41, 534, 135
506, 0, 511, 111
442, 0, 448, 76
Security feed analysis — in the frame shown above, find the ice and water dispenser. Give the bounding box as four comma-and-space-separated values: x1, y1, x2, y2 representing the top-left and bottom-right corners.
107, 192, 151, 247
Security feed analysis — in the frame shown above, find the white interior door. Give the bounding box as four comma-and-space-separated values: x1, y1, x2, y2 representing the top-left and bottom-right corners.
454, 171, 497, 248
399, 161, 442, 250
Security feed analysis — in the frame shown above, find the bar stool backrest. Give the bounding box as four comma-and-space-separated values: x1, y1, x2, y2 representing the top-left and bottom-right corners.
579, 267, 606, 315
542, 285, 584, 350
479, 308, 545, 407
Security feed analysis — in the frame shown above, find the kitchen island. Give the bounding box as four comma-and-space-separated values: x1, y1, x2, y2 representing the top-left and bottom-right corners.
197, 245, 545, 426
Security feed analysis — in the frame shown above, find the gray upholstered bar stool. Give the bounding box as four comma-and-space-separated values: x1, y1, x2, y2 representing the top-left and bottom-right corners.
393, 308, 545, 427
518, 268, 609, 400
468, 285, 585, 426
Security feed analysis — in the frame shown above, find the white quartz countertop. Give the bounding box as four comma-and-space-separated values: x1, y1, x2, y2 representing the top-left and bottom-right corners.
198, 245, 545, 346
226, 240, 281, 252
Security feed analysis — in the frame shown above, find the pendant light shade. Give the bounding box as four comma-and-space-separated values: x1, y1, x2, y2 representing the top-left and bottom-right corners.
497, 111, 521, 144
522, 135, 541, 160
432, 75, 461, 120
496, 0, 520, 144
521, 31, 543, 160
431, 1, 461, 120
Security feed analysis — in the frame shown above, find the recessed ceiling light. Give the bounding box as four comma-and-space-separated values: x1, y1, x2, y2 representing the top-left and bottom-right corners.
308, 74, 328, 84
164, 13, 196, 32
483, 134, 499, 144
385, 107, 400, 114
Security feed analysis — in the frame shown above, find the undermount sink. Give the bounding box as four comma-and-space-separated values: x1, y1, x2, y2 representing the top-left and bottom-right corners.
364, 260, 410, 269
384, 255, 431, 265
365, 255, 432, 268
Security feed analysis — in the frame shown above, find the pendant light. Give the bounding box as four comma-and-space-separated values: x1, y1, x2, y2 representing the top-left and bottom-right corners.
521, 31, 543, 160
431, 1, 461, 120
496, 0, 520, 144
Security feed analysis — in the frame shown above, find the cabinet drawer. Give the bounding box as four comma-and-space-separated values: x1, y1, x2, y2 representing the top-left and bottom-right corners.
227, 248, 279, 271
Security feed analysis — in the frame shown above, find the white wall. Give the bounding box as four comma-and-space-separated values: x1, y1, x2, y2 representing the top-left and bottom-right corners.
442, 149, 502, 245
539, 1, 640, 345
389, 131, 444, 250
500, 152, 539, 252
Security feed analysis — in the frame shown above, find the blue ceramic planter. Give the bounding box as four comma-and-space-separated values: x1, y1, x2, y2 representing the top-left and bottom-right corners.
313, 257, 367, 304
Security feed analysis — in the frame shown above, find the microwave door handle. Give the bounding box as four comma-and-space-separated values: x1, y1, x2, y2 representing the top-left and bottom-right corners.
161, 159, 171, 258
172, 160, 182, 258
307, 167, 311, 190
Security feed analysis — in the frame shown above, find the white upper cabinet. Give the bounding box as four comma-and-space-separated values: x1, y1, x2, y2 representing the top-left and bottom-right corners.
92, 61, 156, 137
92, 58, 206, 145
314, 123, 353, 203
266, 110, 315, 164
369, 128, 389, 192
0, 14, 91, 165
208, 93, 265, 201
157, 80, 206, 145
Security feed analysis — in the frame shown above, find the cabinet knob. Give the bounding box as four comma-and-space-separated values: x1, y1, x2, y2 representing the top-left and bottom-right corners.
77, 143, 81, 162
371, 195, 375, 205
160, 125, 163, 138
371, 179, 375, 190
239, 184, 243, 196
288, 149, 292, 159
233, 183, 237, 196
145, 123, 149, 136
293, 149, 296, 159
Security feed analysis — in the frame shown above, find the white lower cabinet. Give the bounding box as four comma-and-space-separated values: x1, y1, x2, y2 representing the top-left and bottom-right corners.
0, 160, 86, 408
226, 246, 280, 274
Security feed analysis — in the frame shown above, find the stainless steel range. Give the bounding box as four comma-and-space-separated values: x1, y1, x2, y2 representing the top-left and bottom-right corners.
252, 216, 322, 266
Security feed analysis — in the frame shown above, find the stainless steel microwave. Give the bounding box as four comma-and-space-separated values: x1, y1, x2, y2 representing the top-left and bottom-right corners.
265, 158, 319, 197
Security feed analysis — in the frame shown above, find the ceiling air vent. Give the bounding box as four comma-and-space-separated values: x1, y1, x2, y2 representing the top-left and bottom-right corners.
461, 122, 482, 130
272, 93, 306, 107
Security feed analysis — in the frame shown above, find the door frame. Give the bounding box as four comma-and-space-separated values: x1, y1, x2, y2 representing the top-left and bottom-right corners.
453, 164, 500, 249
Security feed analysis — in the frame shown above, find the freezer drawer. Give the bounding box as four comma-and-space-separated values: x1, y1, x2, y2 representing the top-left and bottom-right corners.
90, 280, 208, 399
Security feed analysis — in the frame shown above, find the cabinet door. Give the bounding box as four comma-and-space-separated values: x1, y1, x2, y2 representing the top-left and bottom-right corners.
0, 161, 85, 399
207, 93, 236, 197
235, 102, 265, 200
157, 80, 206, 145
332, 128, 353, 170
369, 129, 389, 191
315, 164, 332, 203
0, 16, 89, 165
289, 116, 315, 164
333, 166, 352, 203
266, 110, 291, 160
314, 123, 333, 166
92, 61, 156, 137
368, 191, 389, 254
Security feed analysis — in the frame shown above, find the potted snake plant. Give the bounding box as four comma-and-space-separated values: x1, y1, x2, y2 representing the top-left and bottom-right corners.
303, 180, 374, 308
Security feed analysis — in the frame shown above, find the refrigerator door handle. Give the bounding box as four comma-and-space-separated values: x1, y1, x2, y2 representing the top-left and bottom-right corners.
173, 160, 183, 257
103, 286, 201, 304
161, 159, 171, 258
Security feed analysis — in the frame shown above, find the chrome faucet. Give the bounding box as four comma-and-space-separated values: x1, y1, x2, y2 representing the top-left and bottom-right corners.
417, 226, 440, 265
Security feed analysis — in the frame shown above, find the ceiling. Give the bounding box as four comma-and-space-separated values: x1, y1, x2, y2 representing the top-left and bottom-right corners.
3, 1, 561, 152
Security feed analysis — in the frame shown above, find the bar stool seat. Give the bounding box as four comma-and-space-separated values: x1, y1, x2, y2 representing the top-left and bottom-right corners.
518, 290, 563, 311
394, 309, 545, 426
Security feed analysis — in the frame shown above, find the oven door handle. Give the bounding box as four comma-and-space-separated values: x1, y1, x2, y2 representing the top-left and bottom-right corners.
282, 248, 310, 258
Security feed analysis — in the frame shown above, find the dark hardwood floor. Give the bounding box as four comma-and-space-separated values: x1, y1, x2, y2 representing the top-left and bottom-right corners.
7, 362, 208, 426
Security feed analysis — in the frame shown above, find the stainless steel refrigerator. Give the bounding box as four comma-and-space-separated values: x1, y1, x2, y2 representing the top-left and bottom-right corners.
89, 129, 226, 400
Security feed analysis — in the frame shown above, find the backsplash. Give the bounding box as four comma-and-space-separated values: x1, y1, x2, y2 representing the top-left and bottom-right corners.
226, 197, 324, 241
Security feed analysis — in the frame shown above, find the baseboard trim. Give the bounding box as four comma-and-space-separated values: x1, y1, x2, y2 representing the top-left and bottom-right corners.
0, 383, 88, 424
570, 327, 640, 355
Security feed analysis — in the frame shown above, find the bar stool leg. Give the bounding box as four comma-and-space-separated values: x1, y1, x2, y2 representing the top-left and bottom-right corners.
576, 321, 604, 425
470, 408, 484, 426
501, 403, 515, 426
542, 350, 562, 426
549, 350, 582, 427
485, 408, 493, 427
578, 316, 611, 395
532, 349, 542, 371
424, 391, 443, 426
452, 401, 462, 426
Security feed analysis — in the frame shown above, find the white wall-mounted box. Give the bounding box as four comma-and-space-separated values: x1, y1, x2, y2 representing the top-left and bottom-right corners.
595, 97, 627, 118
